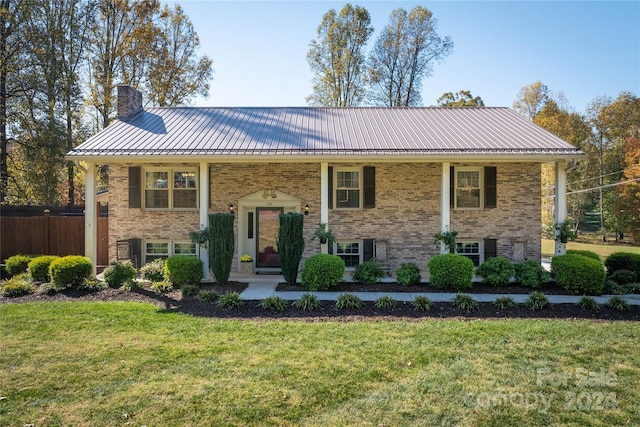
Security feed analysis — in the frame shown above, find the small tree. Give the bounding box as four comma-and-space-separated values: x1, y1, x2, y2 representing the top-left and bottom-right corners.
277, 213, 305, 287
208, 213, 234, 285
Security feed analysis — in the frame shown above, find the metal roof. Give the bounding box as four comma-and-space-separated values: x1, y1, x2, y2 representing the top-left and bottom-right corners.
66, 107, 583, 161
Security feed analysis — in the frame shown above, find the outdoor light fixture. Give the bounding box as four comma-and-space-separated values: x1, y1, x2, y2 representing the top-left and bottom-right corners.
229, 203, 234, 214
304, 204, 309, 215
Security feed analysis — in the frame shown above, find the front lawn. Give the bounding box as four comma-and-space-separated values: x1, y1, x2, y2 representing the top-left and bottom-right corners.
1, 302, 638, 426
542, 238, 640, 260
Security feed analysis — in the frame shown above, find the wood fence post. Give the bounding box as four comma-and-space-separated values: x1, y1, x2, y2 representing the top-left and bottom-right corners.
44, 209, 50, 254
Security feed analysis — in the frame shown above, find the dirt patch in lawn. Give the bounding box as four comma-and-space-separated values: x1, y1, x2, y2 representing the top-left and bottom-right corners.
1, 282, 638, 321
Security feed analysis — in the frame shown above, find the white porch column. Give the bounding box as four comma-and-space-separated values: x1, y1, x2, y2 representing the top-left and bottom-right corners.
199, 162, 210, 280
440, 162, 451, 254
320, 162, 329, 254
84, 162, 97, 276
554, 161, 568, 256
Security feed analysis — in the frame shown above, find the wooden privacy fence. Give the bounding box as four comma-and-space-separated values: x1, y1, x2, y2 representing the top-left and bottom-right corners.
1, 209, 108, 267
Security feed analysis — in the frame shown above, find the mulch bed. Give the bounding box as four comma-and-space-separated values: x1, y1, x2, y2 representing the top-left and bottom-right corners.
276, 281, 570, 294
1, 281, 639, 321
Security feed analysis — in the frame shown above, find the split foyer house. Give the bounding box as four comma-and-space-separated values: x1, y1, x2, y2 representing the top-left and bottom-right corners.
66, 85, 583, 278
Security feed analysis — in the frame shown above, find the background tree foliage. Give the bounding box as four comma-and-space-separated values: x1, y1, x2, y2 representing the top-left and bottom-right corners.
436, 90, 484, 107
514, 81, 639, 242
0, 0, 213, 205
306, 3, 373, 106
369, 6, 452, 107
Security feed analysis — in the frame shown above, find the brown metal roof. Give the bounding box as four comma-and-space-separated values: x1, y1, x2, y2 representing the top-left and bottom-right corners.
66, 107, 583, 160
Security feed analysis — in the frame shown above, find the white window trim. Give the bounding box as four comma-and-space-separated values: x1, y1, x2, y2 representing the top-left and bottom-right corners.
455, 240, 484, 266
454, 166, 483, 210
334, 167, 363, 210
144, 240, 199, 264
334, 240, 363, 269
143, 167, 199, 211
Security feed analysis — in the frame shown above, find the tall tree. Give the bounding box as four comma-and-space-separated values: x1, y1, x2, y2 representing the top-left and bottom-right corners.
369, 6, 452, 107
613, 135, 640, 241
512, 81, 550, 119
147, 4, 213, 107
0, 0, 30, 203
436, 90, 484, 107
306, 3, 373, 106
89, 0, 160, 129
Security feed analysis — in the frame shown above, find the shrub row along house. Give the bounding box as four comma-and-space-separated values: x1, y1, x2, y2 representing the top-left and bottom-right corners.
66, 85, 583, 278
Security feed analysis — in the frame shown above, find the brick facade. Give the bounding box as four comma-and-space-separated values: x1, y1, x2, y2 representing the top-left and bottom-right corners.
108, 161, 541, 273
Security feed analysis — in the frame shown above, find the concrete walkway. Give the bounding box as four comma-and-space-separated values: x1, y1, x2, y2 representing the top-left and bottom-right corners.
230, 272, 640, 306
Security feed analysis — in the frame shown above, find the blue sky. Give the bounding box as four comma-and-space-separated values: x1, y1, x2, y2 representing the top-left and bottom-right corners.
167, 1, 639, 114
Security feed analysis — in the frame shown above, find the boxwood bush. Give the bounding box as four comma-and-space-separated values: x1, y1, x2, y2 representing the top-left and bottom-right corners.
103, 260, 138, 288
396, 263, 421, 286
608, 269, 637, 286
514, 260, 550, 288
427, 254, 473, 291
28, 255, 60, 282
5, 254, 35, 277
48, 255, 93, 288
301, 254, 345, 291
566, 249, 601, 262
475, 256, 514, 286
551, 254, 606, 295
164, 255, 203, 287
605, 252, 640, 277
352, 260, 385, 285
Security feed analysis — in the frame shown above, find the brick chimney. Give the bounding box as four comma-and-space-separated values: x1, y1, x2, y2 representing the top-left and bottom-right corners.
117, 85, 143, 121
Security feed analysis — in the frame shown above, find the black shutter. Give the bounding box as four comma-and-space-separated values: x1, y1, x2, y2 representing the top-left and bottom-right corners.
484, 238, 497, 260
363, 166, 375, 208
128, 167, 141, 208
485, 166, 497, 209
363, 239, 375, 261
328, 166, 333, 209
449, 166, 455, 208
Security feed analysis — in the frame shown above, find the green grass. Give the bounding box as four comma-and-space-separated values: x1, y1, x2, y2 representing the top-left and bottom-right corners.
542, 239, 640, 261
1, 302, 639, 426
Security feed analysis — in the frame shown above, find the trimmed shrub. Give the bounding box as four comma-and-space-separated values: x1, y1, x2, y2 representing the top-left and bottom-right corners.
301, 254, 345, 291
49, 255, 93, 288
493, 296, 516, 309
1, 274, 35, 297
151, 281, 173, 294
374, 295, 398, 309
451, 293, 478, 311
293, 293, 322, 311
181, 284, 200, 297
396, 263, 421, 286
605, 252, 640, 276
140, 259, 165, 282
258, 296, 288, 311
103, 260, 137, 288
28, 255, 60, 282
216, 292, 244, 309
208, 213, 235, 285
525, 292, 550, 310
566, 249, 601, 262
164, 255, 203, 287
609, 269, 637, 286
335, 293, 363, 309
475, 256, 514, 287
551, 254, 606, 295
428, 254, 473, 291
277, 213, 305, 287
514, 260, 550, 289
352, 260, 385, 285
412, 296, 432, 311
5, 254, 34, 276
